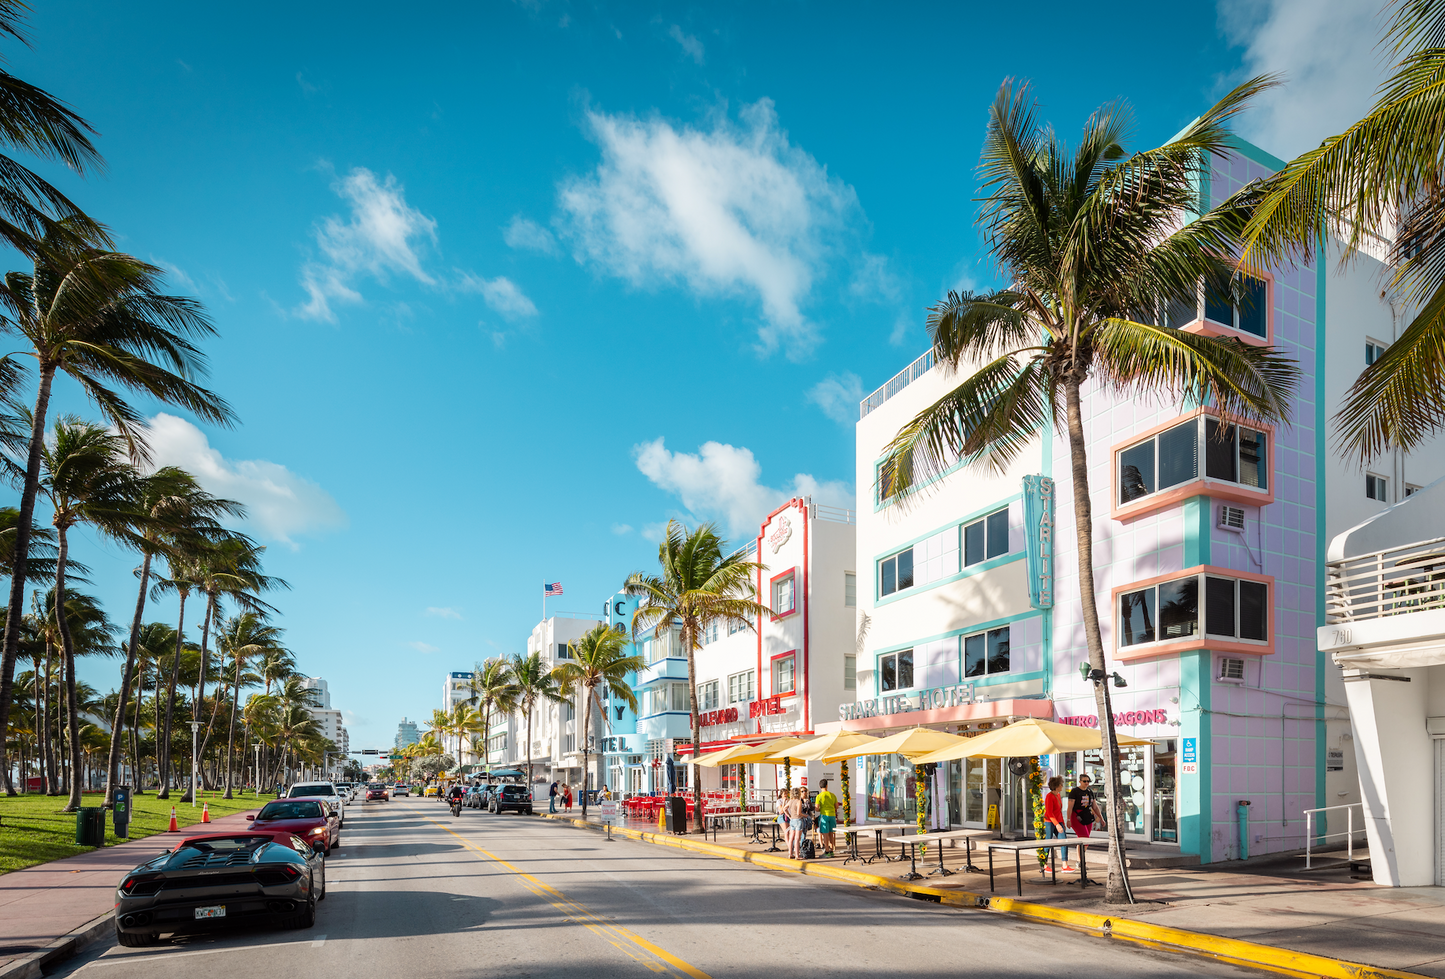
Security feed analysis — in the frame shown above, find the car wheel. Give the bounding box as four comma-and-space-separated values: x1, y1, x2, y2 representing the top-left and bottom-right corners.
317, 863, 327, 902
115, 923, 159, 948
285, 893, 317, 929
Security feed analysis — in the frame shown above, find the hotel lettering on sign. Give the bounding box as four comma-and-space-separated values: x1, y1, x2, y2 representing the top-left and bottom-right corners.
840, 683, 977, 721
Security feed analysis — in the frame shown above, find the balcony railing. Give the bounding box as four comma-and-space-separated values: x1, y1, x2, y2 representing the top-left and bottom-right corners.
810, 502, 857, 525
1325, 535, 1445, 623
859, 348, 935, 419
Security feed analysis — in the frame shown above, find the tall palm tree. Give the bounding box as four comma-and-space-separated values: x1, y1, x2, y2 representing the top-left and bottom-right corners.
40, 417, 138, 808
151, 535, 208, 800
555, 624, 643, 817
467, 658, 517, 771
509, 650, 565, 791
879, 80, 1300, 903
1238, 0, 1445, 460
626, 520, 768, 833
218, 613, 284, 798
0, 231, 235, 791
103, 468, 238, 805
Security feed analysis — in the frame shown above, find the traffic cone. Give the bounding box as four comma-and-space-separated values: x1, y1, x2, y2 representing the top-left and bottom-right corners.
167, 806, 179, 832
201, 803, 210, 823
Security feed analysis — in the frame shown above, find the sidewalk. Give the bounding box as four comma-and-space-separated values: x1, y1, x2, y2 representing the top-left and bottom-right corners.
0, 810, 254, 979
573, 815, 1445, 978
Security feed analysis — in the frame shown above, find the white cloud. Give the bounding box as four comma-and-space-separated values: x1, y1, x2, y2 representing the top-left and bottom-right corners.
296, 167, 438, 322
668, 24, 705, 64
1219, 0, 1387, 159
142, 413, 347, 548
558, 99, 858, 358
611, 522, 634, 535
634, 437, 853, 537
807, 372, 864, 424
408, 641, 439, 654
457, 272, 539, 318
503, 215, 560, 255
425, 607, 462, 620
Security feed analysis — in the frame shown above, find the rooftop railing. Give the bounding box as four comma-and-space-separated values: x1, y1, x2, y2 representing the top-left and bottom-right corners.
810, 502, 857, 525
859, 348, 935, 419
1324, 535, 1445, 623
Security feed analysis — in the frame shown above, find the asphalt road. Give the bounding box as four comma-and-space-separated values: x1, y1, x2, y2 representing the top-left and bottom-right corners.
52, 797, 1262, 979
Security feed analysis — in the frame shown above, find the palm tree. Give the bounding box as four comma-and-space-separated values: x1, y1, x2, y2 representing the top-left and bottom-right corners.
151, 535, 208, 800
218, 613, 284, 798
40, 417, 138, 808
878, 80, 1300, 903
103, 468, 238, 805
625, 520, 768, 833
0, 231, 236, 791
1237, 0, 1445, 460
467, 658, 517, 771
555, 624, 643, 817
509, 650, 565, 792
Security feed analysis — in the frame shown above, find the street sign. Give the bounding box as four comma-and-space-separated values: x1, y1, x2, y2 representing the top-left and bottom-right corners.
1182, 737, 1198, 775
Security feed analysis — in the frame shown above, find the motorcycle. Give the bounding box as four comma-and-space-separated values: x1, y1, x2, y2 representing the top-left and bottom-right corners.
450, 796, 462, 817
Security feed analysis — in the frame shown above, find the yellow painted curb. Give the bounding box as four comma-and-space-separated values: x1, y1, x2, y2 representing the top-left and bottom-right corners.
545, 813, 1425, 979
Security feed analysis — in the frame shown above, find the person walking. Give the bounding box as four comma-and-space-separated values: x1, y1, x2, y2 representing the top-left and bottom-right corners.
1043, 776, 1069, 871
1067, 774, 1101, 871
564, 783, 573, 812
787, 787, 808, 859
549, 779, 559, 814
815, 779, 838, 857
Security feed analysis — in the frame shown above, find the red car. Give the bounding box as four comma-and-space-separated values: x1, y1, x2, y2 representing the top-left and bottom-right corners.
244, 799, 340, 853
365, 783, 388, 802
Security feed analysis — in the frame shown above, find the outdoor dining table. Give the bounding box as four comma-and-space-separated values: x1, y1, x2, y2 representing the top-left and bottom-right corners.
985, 836, 1114, 895
836, 823, 907, 866
893, 828, 996, 880
703, 810, 749, 842
738, 813, 783, 850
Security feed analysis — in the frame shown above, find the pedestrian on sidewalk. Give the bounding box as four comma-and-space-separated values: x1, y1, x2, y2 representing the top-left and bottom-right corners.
786, 788, 807, 859
549, 780, 559, 813
1043, 776, 1070, 870
815, 779, 838, 857
1067, 774, 1100, 870
564, 783, 573, 812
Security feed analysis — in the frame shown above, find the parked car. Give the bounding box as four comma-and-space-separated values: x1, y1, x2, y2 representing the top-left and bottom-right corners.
334, 782, 354, 801
392, 782, 410, 797
365, 782, 388, 802
245, 799, 340, 853
423, 784, 439, 798
114, 832, 323, 946
489, 783, 534, 815
463, 784, 486, 809
286, 782, 346, 826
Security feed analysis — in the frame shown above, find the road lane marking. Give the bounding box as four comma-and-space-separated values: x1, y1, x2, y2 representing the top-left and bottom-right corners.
86, 939, 312, 967
311, 934, 327, 947
425, 818, 711, 979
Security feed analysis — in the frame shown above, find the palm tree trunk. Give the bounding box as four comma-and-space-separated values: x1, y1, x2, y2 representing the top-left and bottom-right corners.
525, 706, 533, 791
43, 644, 57, 795
105, 550, 153, 806
0, 365, 56, 793
581, 688, 592, 819
158, 589, 187, 800
1063, 374, 1133, 904
194, 596, 214, 782
224, 650, 244, 799
54, 525, 85, 811
685, 622, 702, 833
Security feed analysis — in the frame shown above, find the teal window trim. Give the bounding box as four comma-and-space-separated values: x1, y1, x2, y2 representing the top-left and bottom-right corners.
872, 441, 1036, 511
874, 550, 1025, 607
871, 493, 1022, 563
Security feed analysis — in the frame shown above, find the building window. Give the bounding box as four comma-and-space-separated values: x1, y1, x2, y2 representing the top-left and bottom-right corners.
963, 627, 1010, 677
845, 572, 857, 608
1119, 572, 1267, 649
727, 617, 747, 636
563, 734, 575, 753
879, 548, 914, 597
698, 680, 720, 711
1406, 483, 1422, 498
1161, 274, 1267, 337
564, 700, 575, 720
727, 670, 755, 704
844, 654, 856, 690
1118, 417, 1267, 505
1366, 340, 1387, 365
773, 572, 796, 615
1366, 473, 1389, 502
963, 508, 1010, 566
877, 454, 905, 503
557, 642, 572, 660
878, 649, 914, 692
671, 683, 691, 713
773, 653, 796, 695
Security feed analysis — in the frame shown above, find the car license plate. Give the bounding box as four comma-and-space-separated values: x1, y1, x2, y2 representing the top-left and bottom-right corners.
194, 906, 226, 919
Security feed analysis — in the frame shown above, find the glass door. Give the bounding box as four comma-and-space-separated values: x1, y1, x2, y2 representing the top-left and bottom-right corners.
964, 758, 986, 825
1152, 741, 1178, 843
1065, 747, 1153, 842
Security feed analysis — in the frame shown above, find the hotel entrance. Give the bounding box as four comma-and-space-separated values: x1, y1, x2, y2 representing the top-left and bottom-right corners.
1057, 740, 1177, 844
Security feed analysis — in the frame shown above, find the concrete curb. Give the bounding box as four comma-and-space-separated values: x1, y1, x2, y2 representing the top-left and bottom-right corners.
544, 814, 1423, 979
0, 912, 112, 979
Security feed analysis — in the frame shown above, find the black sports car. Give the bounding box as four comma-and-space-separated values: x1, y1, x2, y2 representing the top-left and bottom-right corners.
114, 832, 325, 946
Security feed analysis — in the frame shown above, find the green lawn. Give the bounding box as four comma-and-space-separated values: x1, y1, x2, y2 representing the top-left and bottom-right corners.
0, 789, 277, 875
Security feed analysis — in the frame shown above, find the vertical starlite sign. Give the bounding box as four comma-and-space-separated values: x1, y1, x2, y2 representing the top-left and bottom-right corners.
1022, 474, 1055, 609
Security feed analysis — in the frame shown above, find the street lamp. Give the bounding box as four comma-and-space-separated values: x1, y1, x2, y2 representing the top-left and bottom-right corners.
253, 741, 262, 798
188, 720, 202, 807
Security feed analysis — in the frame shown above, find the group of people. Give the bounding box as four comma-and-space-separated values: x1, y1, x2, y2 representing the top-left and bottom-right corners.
548, 780, 574, 812
777, 779, 838, 860
1041, 773, 1103, 872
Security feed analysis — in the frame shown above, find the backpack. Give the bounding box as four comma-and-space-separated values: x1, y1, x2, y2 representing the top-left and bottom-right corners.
799, 836, 816, 860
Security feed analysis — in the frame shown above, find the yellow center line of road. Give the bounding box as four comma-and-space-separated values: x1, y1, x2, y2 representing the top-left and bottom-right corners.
425, 817, 711, 979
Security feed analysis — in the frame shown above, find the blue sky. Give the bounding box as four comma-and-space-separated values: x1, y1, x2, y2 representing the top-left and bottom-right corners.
22, 0, 1382, 752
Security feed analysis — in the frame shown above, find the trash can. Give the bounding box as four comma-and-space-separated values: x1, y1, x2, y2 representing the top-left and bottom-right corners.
664, 797, 687, 834
76, 807, 106, 846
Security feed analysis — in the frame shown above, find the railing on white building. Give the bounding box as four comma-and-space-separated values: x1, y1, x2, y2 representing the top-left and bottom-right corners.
1303, 802, 1365, 869
810, 502, 856, 525
859, 348, 935, 418
1324, 536, 1445, 623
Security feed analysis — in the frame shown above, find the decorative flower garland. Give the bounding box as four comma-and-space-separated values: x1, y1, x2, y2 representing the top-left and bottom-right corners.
840, 759, 852, 826
914, 763, 928, 856
1028, 756, 1047, 868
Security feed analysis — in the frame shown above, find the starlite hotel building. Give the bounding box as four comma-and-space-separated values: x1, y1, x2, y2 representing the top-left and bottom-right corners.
835, 134, 1445, 865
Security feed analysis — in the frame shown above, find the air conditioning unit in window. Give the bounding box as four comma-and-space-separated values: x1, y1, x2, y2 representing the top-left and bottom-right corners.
1217, 657, 1246, 682
1217, 505, 1246, 532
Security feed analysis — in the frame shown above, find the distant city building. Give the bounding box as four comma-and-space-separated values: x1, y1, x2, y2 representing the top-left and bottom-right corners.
299, 676, 330, 709
395, 718, 419, 751
298, 676, 346, 773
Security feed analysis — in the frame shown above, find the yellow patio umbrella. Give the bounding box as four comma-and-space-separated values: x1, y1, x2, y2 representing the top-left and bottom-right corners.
692, 742, 761, 768
762, 730, 880, 763
827, 726, 968, 760
910, 718, 1157, 765
694, 736, 813, 767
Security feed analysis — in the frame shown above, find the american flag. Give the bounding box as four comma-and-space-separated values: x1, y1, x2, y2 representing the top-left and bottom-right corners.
543, 582, 564, 596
